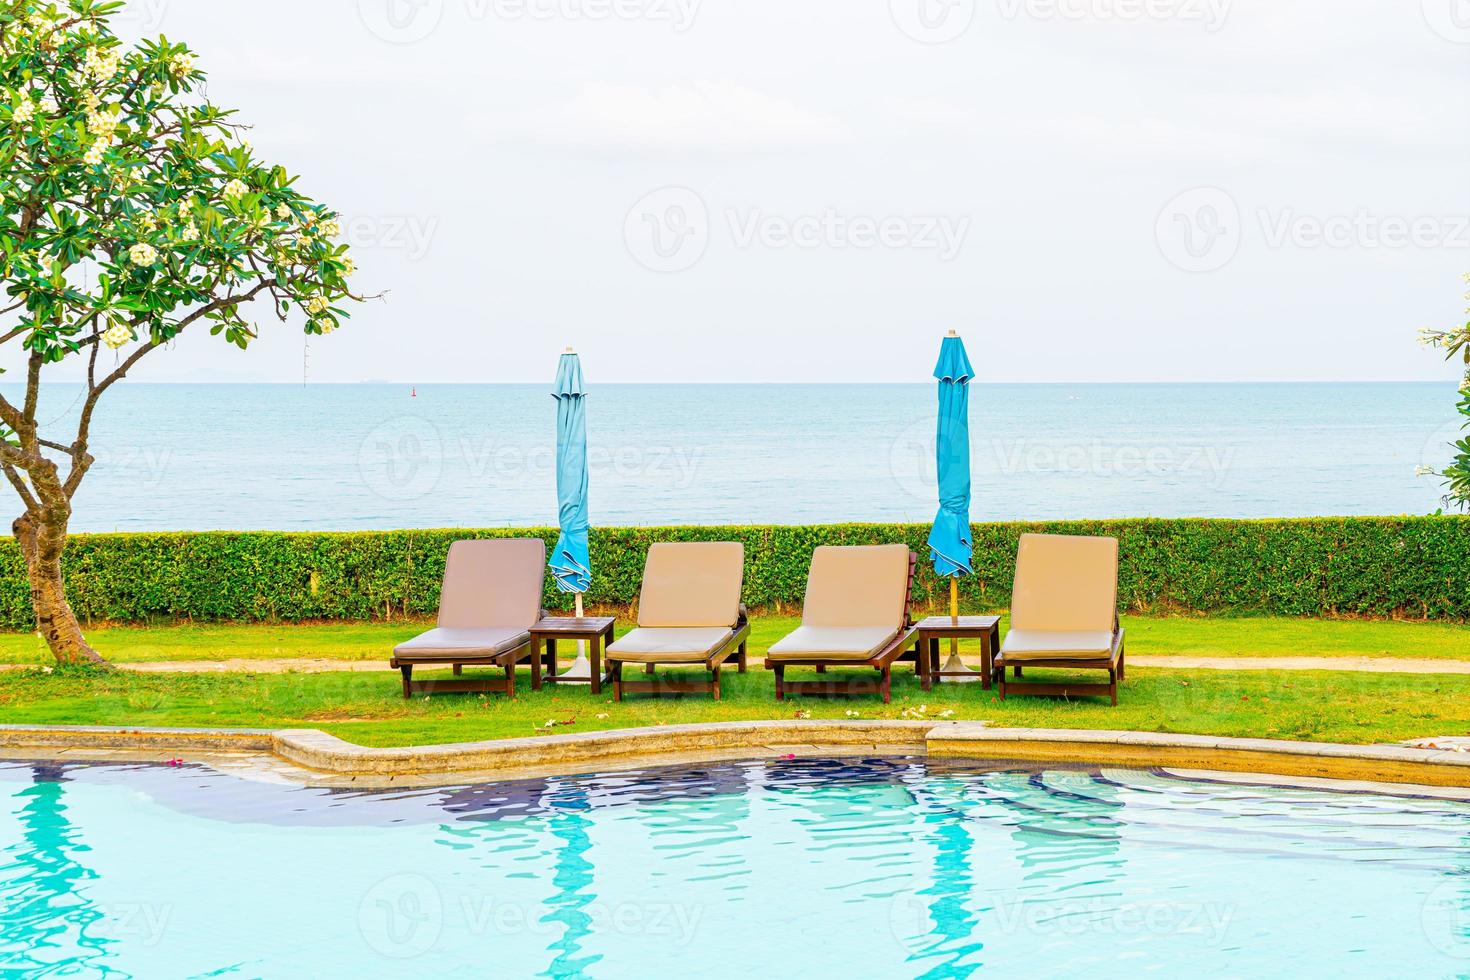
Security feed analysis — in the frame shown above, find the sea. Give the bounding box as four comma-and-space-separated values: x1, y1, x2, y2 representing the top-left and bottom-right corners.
1, 382, 1462, 533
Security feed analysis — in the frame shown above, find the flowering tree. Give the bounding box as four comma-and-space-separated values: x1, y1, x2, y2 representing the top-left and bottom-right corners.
1418, 273, 1470, 510
2, 1, 361, 664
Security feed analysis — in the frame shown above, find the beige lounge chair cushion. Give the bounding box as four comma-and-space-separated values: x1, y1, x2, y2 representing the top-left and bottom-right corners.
607, 627, 734, 664
394, 627, 530, 661
800, 544, 910, 628
1009, 534, 1118, 632
766, 626, 899, 663
636, 542, 745, 628
438, 538, 547, 630
1000, 628, 1117, 662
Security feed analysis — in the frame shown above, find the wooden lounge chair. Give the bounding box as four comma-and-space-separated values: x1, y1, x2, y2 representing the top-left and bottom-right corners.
764, 545, 920, 704
390, 538, 546, 698
605, 542, 750, 701
995, 533, 1126, 705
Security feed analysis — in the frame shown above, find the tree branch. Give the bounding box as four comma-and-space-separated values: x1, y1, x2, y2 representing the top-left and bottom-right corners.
1, 463, 40, 513
63, 279, 278, 496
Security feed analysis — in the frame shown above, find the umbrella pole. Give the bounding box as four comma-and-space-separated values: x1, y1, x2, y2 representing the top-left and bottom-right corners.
940, 574, 978, 683
561, 592, 591, 679
950, 577, 959, 656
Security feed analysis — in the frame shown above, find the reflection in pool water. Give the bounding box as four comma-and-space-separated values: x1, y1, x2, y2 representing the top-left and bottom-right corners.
1, 757, 1467, 977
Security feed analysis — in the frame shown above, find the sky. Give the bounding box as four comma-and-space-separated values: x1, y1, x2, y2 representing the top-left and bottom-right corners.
33, 0, 1470, 384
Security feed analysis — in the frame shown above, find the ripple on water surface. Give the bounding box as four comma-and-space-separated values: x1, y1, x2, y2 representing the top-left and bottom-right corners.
1, 757, 1468, 978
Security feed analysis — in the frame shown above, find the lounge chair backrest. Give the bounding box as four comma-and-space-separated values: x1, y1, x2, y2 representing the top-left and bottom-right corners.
801, 544, 912, 629
1010, 534, 1118, 633
438, 538, 547, 630
637, 542, 745, 628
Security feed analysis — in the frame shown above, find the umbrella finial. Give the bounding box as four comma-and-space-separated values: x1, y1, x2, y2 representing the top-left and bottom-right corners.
946, 329, 958, 338
564, 345, 575, 354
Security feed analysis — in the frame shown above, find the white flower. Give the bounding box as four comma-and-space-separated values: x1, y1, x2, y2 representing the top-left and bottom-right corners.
41, 665, 53, 674
222, 179, 249, 201
83, 141, 106, 166
1415, 465, 1437, 478
170, 52, 194, 77
1418, 327, 1441, 349
137, 214, 158, 233
305, 296, 330, 315
275, 204, 292, 221
314, 319, 336, 335
11, 100, 34, 125
340, 257, 355, 276
844, 710, 860, 718
128, 242, 158, 267
82, 47, 122, 81
318, 218, 341, 239
102, 320, 132, 350
181, 223, 200, 242
86, 106, 120, 138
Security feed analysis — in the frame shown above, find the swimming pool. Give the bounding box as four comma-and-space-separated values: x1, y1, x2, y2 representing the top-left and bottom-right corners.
2, 757, 1467, 977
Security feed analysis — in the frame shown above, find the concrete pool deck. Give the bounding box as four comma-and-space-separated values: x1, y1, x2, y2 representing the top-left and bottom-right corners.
1, 721, 1468, 792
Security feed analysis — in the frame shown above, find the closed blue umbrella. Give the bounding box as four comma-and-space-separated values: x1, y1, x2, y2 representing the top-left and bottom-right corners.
927, 331, 976, 681
551, 348, 592, 677
551, 348, 590, 594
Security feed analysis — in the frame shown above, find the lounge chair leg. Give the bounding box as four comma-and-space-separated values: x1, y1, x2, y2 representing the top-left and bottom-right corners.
1117, 646, 1126, 682
1110, 668, 1118, 706
816, 664, 826, 674
453, 664, 463, 676
646, 663, 656, 675
1014, 665, 1024, 678
998, 674, 1006, 701
399, 665, 413, 699
505, 664, 516, 698
738, 641, 747, 673
712, 665, 721, 701
881, 666, 891, 705
774, 664, 785, 701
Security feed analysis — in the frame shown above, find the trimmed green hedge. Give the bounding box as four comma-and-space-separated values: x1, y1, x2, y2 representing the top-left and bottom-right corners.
1, 518, 1467, 630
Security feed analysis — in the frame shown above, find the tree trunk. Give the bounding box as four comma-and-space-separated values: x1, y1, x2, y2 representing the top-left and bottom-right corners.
14, 512, 107, 667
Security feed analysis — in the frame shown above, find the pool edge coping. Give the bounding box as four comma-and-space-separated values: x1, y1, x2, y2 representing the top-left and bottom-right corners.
2, 721, 1469, 787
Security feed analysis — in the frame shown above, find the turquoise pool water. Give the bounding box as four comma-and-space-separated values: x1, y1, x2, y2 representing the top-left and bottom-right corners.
2, 758, 1468, 978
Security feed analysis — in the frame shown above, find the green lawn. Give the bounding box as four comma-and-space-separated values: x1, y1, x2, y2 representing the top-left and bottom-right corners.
1, 613, 1466, 664
3, 614, 1465, 750
3, 663, 1467, 749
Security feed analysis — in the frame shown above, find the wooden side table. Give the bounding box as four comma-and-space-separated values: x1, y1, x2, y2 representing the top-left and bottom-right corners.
529, 617, 617, 695
915, 616, 1002, 691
